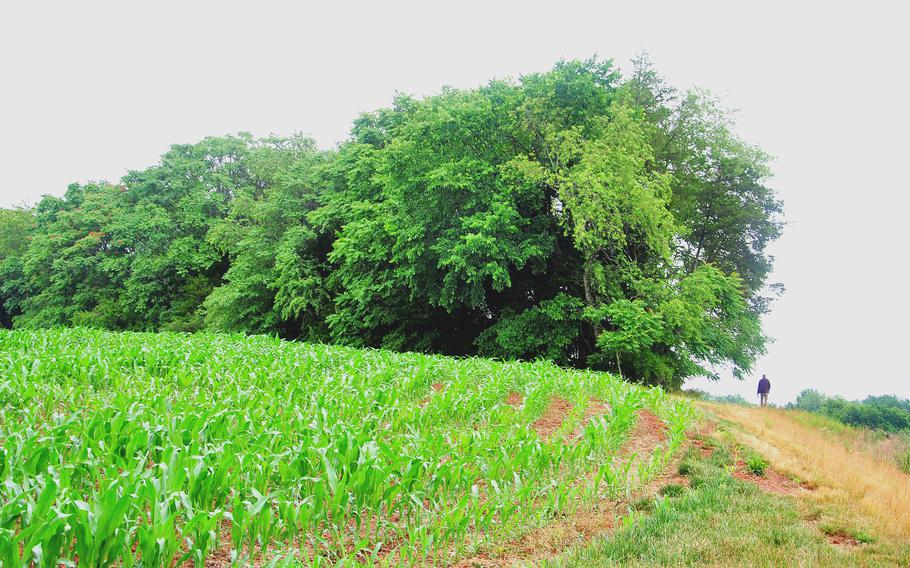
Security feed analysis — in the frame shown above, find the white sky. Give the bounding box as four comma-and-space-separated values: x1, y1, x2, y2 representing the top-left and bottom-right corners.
1, 1, 907, 403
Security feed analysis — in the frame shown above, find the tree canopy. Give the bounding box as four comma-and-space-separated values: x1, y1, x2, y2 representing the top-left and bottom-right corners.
0, 57, 783, 388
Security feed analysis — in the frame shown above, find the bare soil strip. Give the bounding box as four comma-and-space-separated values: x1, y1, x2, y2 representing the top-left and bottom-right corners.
732, 460, 813, 496
505, 391, 524, 407
825, 531, 861, 547
531, 397, 574, 439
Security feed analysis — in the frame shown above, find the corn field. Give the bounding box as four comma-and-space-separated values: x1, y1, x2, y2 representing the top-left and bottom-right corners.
0, 328, 691, 566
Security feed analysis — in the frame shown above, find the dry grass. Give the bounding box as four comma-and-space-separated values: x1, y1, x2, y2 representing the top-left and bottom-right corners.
700, 401, 910, 542
786, 410, 910, 469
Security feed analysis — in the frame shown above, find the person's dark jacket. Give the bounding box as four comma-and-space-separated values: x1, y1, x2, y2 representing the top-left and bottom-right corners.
757, 377, 771, 394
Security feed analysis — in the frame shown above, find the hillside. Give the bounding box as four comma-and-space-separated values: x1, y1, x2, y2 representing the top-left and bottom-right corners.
4, 328, 907, 566
705, 403, 910, 543
541, 402, 910, 566
0, 328, 689, 566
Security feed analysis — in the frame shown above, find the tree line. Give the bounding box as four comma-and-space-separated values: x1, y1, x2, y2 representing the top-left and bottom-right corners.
0, 57, 783, 389
790, 390, 910, 432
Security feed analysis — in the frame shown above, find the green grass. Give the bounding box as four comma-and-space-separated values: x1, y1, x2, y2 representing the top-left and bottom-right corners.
0, 327, 690, 566
543, 437, 910, 567
898, 449, 910, 475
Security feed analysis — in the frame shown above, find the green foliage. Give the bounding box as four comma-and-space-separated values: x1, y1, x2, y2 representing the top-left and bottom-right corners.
0, 207, 33, 258
596, 299, 665, 358
203, 135, 333, 338
627, 56, 785, 307
0, 327, 690, 566
713, 394, 752, 405
790, 390, 910, 432
12, 135, 268, 331
1, 57, 783, 388
0, 207, 35, 328
588, 265, 764, 386
476, 293, 585, 365
745, 453, 768, 476
792, 388, 827, 413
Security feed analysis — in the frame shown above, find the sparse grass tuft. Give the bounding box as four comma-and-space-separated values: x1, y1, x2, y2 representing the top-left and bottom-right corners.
659, 483, 687, 498
630, 497, 655, 513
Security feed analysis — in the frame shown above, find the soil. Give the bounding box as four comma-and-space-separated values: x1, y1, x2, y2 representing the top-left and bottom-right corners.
522, 396, 612, 442
583, 399, 611, 421
432, 382, 445, 392
660, 472, 692, 489
203, 545, 232, 568
621, 410, 668, 459
531, 397, 574, 439
825, 531, 861, 547
202, 519, 236, 567
618, 409, 678, 492
690, 438, 714, 458
732, 460, 810, 496
505, 391, 524, 407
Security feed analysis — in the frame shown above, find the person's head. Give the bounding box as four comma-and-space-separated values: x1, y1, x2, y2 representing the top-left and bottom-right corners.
762, 374, 766, 379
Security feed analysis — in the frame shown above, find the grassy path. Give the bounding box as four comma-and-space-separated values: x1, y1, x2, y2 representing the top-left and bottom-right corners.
538, 402, 910, 567
705, 402, 910, 543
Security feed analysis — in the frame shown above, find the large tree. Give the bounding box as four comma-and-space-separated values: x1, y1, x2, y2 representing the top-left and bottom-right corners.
324, 59, 776, 387
627, 54, 784, 308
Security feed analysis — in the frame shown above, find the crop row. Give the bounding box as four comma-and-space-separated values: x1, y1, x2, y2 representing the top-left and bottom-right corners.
0, 328, 692, 566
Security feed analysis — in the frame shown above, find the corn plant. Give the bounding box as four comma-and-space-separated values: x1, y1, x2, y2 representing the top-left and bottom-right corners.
0, 327, 691, 566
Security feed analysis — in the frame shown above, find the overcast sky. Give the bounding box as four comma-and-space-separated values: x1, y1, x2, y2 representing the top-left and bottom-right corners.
2, 1, 907, 403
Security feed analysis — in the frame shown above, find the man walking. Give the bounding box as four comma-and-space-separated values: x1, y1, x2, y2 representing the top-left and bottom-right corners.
757, 374, 771, 407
